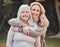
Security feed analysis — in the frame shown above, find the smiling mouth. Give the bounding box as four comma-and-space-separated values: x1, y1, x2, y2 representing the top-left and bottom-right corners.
33, 15, 38, 17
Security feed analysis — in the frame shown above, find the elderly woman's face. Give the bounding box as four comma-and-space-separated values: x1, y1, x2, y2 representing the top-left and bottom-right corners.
20, 8, 30, 21
31, 5, 40, 19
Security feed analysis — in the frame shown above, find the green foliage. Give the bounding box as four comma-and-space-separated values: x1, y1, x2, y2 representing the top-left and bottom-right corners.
0, 38, 60, 47
0, 0, 12, 38
4, 0, 12, 4
46, 38, 60, 47
0, 39, 6, 46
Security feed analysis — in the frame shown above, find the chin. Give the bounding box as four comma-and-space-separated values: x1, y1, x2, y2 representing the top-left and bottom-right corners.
23, 19, 28, 20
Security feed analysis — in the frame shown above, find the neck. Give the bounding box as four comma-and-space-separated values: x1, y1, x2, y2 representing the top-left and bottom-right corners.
21, 20, 28, 25
33, 18, 38, 23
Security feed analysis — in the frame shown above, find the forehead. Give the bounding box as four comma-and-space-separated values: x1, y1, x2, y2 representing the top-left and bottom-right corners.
31, 4, 40, 9
22, 7, 29, 11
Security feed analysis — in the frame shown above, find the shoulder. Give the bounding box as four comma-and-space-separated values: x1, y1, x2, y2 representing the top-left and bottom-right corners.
8, 18, 21, 26
8, 18, 19, 24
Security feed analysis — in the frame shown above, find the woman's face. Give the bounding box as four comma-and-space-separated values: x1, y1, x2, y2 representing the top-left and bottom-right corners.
20, 8, 30, 21
31, 5, 40, 19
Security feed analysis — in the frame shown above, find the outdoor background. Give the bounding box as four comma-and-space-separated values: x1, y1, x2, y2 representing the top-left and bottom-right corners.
0, 0, 60, 47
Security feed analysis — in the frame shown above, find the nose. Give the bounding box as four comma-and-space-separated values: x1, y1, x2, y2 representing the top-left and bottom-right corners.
24, 12, 27, 15
34, 11, 37, 14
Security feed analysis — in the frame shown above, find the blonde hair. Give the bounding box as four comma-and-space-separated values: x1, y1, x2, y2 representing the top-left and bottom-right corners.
30, 2, 45, 15
30, 2, 49, 27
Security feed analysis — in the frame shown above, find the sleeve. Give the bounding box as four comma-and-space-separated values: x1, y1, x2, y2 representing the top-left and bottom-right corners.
6, 26, 15, 47
28, 27, 47, 38
23, 24, 41, 38
28, 30, 40, 38
37, 26, 47, 32
40, 27, 47, 35
8, 18, 22, 27
28, 25, 47, 38
18, 26, 47, 38
18, 26, 40, 38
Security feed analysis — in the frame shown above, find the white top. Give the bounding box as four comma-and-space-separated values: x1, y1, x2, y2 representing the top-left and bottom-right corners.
6, 26, 36, 47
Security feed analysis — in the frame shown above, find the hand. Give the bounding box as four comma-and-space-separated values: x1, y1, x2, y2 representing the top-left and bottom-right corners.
23, 29, 30, 35
23, 26, 30, 30
12, 26, 18, 32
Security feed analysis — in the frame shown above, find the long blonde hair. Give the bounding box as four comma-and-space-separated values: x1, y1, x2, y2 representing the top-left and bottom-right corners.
30, 2, 49, 27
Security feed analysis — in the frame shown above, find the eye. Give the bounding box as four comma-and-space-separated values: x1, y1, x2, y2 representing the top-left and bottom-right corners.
26, 11, 29, 13
32, 9, 35, 11
22, 16, 25, 17
22, 11, 25, 13
37, 10, 39, 12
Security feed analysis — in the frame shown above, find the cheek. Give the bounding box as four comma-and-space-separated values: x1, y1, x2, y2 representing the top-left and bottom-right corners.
20, 14, 25, 19
20, 16, 23, 19
27, 13, 30, 18
31, 11, 34, 14
20, 14, 23, 18
31, 10, 34, 14
38, 12, 40, 16
36, 12, 40, 17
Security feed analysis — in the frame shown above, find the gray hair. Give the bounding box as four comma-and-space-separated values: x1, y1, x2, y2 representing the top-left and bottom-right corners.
17, 4, 36, 26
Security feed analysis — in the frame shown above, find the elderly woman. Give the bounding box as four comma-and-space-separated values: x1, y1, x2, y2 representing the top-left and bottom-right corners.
6, 4, 39, 47
8, 2, 49, 47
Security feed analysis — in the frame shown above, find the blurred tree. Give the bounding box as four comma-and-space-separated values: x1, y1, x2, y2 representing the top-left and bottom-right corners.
0, 0, 32, 38
22, 0, 35, 5
0, 0, 59, 38
36, 0, 45, 2
55, 0, 60, 32
0, 0, 12, 38
44, 0, 59, 36
49, 0, 60, 38
22, 0, 30, 5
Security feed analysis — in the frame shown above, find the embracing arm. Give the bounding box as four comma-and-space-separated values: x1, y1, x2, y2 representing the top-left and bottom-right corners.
8, 18, 40, 38
18, 26, 47, 38
8, 18, 47, 38
8, 18, 22, 27
26, 26, 48, 38
11, 26, 40, 38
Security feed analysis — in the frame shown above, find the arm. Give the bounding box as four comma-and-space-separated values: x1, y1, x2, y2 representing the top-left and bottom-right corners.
8, 18, 40, 38
10, 26, 47, 38
8, 18, 47, 38
9, 26, 39, 38
24, 27, 47, 38
8, 18, 22, 27
11, 26, 40, 38
6, 26, 15, 47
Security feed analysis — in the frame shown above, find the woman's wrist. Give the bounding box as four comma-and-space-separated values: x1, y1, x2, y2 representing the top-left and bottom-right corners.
18, 27, 23, 33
